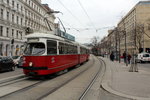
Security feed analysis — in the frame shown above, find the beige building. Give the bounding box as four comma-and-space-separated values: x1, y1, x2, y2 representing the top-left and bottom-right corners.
107, 29, 116, 53
117, 1, 150, 55
100, 36, 109, 55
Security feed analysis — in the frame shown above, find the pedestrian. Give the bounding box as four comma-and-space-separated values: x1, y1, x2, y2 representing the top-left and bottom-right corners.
110, 52, 114, 61
127, 54, 131, 64
123, 51, 126, 63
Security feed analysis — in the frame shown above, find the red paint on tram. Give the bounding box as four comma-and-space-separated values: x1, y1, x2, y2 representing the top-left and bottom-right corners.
19, 33, 90, 76
23, 54, 89, 76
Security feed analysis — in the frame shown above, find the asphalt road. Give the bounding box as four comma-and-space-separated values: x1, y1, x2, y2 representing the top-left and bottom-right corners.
0, 68, 23, 79
138, 63, 150, 72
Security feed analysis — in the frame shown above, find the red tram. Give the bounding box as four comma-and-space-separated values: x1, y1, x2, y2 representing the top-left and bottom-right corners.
20, 32, 90, 76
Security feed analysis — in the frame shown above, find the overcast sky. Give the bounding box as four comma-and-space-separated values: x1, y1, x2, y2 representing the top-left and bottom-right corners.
41, 0, 146, 44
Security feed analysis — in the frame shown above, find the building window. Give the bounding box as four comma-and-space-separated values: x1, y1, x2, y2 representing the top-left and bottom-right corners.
32, 2, 33, 7
6, 44, 9, 56
7, 0, 9, 4
17, 4, 19, 10
16, 30, 18, 38
29, 0, 30, 5
20, 32, 22, 39
25, 19, 27, 26
21, 6, 23, 12
31, 13, 33, 18
34, 5, 36, 9
25, 9, 27, 16
12, 29, 14, 37
12, 14, 14, 23
0, 9, 3, 19
0, 43, 3, 56
28, 20, 30, 26
6, 27, 9, 37
7, 12, 9, 20
0, 26, 3, 36
21, 18, 23, 25
16, 16, 19, 24
28, 11, 30, 17
12, 1, 14, 8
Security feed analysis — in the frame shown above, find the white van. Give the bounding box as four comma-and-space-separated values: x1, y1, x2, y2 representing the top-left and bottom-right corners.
136, 52, 150, 63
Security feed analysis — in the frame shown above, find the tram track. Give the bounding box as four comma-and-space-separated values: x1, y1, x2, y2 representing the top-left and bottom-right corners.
37, 56, 96, 100
0, 80, 46, 99
40, 55, 102, 100
0, 75, 27, 88
78, 57, 106, 100
0, 74, 51, 98
0, 74, 25, 85
0, 55, 95, 100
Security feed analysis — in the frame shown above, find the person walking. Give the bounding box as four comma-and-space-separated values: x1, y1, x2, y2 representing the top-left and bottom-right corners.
110, 52, 115, 61
123, 51, 126, 63
127, 54, 131, 64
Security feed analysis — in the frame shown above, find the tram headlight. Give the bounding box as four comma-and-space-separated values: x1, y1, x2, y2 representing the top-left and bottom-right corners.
29, 62, 33, 67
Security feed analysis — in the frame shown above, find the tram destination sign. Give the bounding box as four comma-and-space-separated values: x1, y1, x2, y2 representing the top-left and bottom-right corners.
27, 38, 39, 42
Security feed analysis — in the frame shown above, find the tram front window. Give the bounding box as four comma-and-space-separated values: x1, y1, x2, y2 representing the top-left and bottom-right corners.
24, 43, 45, 55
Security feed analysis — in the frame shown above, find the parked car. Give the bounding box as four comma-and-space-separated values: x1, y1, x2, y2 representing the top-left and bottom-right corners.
0, 56, 15, 71
136, 52, 150, 63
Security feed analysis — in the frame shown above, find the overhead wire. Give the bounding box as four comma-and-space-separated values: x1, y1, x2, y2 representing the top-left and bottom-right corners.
61, 20, 81, 32
76, 0, 97, 32
56, 0, 100, 32
44, 0, 114, 33
65, 27, 114, 32
56, 0, 86, 27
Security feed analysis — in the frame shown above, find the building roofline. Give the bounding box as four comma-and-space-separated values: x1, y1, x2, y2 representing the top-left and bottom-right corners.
117, 1, 150, 26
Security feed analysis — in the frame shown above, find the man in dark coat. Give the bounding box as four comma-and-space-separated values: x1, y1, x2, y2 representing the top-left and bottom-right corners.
123, 51, 126, 63
110, 52, 115, 61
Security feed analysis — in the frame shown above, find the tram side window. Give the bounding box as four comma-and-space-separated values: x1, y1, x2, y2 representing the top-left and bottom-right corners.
74, 46, 78, 54
59, 42, 78, 54
68, 44, 72, 54
59, 42, 65, 54
47, 40, 57, 55
81, 47, 83, 54
71, 45, 77, 54
64, 44, 69, 54
81, 47, 86, 54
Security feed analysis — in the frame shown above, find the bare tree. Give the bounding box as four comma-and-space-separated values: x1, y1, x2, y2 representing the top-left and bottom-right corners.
144, 18, 150, 39
130, 23, 144, 52
91, 36, 100, 55
115, 28, 122, 62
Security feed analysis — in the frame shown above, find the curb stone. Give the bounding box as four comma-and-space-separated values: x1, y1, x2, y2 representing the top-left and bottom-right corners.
101, 57, 150, 100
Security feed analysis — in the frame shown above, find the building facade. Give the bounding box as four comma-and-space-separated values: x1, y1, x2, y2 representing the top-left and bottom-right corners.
118, 1, 150, 54
0, 0, 56, 56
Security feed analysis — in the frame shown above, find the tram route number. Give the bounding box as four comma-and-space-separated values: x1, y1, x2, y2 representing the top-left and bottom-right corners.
51, 57, 55, 63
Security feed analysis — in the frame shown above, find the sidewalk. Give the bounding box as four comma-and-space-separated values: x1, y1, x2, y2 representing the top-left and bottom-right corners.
101, 57, 150, 100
